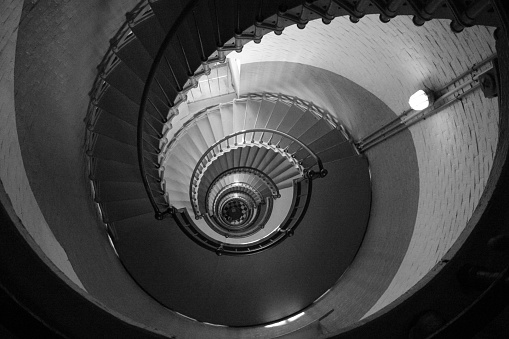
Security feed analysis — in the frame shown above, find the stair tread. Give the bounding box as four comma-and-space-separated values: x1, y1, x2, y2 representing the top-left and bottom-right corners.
90, 111, 138, 147
101, 198, 156, 223
89, 135, 138, 165
95, 86, 139, 126
219, 103, 234, 137
96, 181, 149, 202
129, 14, 190, 89
90, 159, 143, 183
149, 0, 213, 70
254, 98, 277, 129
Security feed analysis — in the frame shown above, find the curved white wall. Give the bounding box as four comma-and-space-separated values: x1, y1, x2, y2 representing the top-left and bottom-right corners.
236, 15, 499, 321
0, 0, 83, 289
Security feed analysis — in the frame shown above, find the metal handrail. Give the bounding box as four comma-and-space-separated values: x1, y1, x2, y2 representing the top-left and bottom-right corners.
191, 128, 326, 180
188, 128, 326, 218
137, 0, 201, 220
173, 177, 312, 256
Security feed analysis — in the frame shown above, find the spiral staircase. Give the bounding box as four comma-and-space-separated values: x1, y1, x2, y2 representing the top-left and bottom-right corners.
78, 0, 507, 333
2, 0, 509, 338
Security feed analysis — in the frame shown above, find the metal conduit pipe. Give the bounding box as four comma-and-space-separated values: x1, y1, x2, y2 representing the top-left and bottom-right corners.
360, 84, 480, 151
361, 83, 481, 151
357, 54, 496, 147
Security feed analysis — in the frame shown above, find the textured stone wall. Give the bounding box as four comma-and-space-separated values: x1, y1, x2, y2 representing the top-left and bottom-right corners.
238, 14, 500, 326
0, 0, 83, 289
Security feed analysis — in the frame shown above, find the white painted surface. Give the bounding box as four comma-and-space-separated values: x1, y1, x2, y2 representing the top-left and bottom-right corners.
0, 0, 84, 290
237, 15, 499, 319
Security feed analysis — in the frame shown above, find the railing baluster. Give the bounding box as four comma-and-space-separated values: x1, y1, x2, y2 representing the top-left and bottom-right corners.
143, 117, 163, 138
212, 0, 222, 47
147, 97, 167, 123
164, 55, 183, 92
192, 9, 207, 61
176, 33, 193, 76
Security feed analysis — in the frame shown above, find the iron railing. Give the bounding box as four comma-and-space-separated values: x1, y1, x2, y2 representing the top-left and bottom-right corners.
134, 0, 497, 220
174, 176, 312, 256
188, 128, 327, 218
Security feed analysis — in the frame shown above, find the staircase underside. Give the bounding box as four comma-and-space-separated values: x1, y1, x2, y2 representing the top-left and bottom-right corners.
114, 156, 371, 326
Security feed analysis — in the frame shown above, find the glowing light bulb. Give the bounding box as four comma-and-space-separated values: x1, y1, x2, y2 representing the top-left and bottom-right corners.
409, 89, 433, 111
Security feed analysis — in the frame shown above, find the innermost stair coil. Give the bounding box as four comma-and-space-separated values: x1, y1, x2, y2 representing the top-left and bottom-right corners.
218, 193, 254, 228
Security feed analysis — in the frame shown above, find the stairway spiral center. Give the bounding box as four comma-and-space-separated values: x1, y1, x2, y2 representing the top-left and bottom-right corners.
221, 199, 249, 225
217, 192, 255, 230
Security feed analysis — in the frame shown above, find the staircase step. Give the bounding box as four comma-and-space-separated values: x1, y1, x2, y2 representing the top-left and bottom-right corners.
196, 115, 217, 146
175, 133, 204, 163
244, 98, 262, 141
251, 147, 271, 170
110, 212, 164, 234
219, 103, 234, 138
232, 147, 242, 168
262, 100, 292, 144
89, 159, 142, 183
129, 13, 189, 90
171, 199, 194, 211
302, 142, 358, 168
165, 177, 189, 190
88, 135, 138, 165
103, 61, 169, 120
254, 98, 277, 132
113, 36, 178, 105
167, 190, 190, 202
269, 161, 296, 183
95, 87, 139, 126
270, 104, 307, 146
226, 147, 235, 169
166, 154, 193, 179
287, 118, 331, 153
308, 129, 347, 154
296, 118, 334, 146
280, 109, 321, 149
233, 101, 247, 143
95, 181, 149, 202
273, 169, 300, 188
90, 114, 161, 154
238, 146, 251, 167
277, 177, 297, 190
90, 111, 137, 147
164, 170, 190, 187
149, 0, 212, 72
96, 85, 167, 142
245, 145, 261, 168
263, 155, 287, 176
101, 198, 156, 223
207, 108, 224, 141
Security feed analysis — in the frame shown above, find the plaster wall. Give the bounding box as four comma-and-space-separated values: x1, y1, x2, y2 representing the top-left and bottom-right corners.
237, 15, 499, 319
0, 0, 83, 288
240, 62, 419, 330
11, 1, 309, 338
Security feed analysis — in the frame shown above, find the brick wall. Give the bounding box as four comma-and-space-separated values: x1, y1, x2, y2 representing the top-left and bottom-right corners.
238, 14, 499, 330
0, 0, 84, 289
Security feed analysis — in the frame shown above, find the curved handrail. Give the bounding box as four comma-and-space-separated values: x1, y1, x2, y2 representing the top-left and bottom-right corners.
135, 0, 497, 220
192, 128, 327, 180
137, 0, 201, 220
173, 177, 312, 256
204, 167, 280, 215
188, 128, 327, 218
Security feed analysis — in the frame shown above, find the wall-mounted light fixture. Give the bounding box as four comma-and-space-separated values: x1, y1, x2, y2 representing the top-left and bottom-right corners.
409, 89, 434, 111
